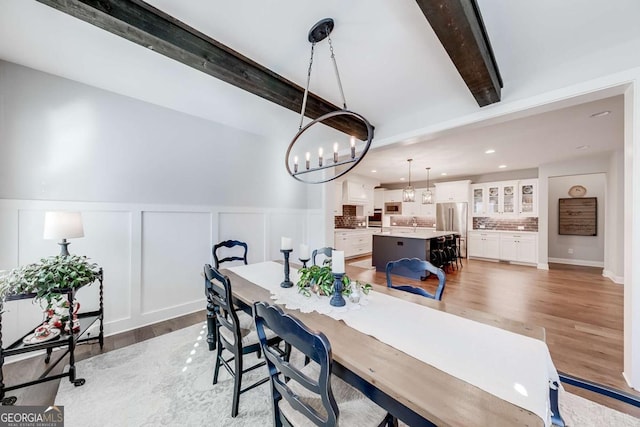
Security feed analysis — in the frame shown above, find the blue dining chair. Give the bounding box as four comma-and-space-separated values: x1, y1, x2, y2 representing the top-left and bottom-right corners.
253, 301, 396, 427
385, 258, 447, 301
213, 240, 248, 269
312, 246, 334, 266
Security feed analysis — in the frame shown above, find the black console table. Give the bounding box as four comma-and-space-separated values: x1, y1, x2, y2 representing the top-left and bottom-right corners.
0, 268, 104, 405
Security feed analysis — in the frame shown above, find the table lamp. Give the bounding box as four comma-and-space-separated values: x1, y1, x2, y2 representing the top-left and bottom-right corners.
43, 211, 85, 256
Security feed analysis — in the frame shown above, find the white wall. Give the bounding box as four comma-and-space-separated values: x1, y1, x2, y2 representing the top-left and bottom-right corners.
0, 200, 323, 351
0, 60, 308, 208
548, 173, 606, 266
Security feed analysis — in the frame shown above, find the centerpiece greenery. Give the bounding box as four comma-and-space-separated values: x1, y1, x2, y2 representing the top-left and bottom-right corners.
296, 263, 372, 297
0, 254, 101, 310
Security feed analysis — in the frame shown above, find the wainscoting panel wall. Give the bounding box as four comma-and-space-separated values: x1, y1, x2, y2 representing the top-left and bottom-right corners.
0, 199, 324, 352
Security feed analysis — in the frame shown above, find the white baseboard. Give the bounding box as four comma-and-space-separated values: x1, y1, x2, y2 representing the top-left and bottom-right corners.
548, 257, 604, 268
602, 269, 624, 284
537, 263, 549, 270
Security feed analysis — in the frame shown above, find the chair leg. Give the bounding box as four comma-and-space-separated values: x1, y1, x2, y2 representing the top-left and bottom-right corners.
213, 342, 223, 385
231, 350, 243, 417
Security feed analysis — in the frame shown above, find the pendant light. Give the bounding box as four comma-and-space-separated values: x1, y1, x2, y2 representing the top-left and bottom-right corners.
284, 18, 374, 184
402, 159, 415, 202
422, 167, 434, 204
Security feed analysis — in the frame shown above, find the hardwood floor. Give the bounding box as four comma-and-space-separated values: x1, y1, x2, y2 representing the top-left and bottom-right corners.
3, 259, 638, 419
347, 256, 640, 418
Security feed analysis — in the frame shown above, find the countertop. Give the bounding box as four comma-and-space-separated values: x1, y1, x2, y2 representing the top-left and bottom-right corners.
376, 230, 460, 240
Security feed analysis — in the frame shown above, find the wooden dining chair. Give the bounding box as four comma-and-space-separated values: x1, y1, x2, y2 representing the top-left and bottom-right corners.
204, 264, 288, 418
385, 258, 447, 301
253, 301, 396, 427
312, 246, 334, 266
213, 240, 248, 269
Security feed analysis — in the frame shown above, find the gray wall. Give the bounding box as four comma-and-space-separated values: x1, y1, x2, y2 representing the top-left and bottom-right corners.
0, 60, 308, 208
548, 173, 605, 264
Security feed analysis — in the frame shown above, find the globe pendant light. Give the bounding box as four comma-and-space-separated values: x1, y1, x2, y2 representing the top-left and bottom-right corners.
422, 167, 434, 204
403, 159, 415, 202
285, 18, 374, 184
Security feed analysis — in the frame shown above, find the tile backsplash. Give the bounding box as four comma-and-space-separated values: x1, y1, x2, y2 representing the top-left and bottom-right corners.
389, 216, 436, 227
473, 217, 538, 232
334, 205, 367, 229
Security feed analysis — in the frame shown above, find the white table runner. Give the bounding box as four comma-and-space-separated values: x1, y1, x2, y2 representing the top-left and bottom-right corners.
228, 261, 558, 426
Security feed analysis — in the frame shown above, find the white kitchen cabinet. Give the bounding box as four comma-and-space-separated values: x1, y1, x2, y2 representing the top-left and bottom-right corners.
434, 180, 471, 203
518, 179, 538, 216
334, 181, 343, 216
500, 233, 537, 264
471, 185, 486, 216
486, 181, 518, 216
468, 231, 500, 259
419, 201, 436, 219
383, 189, 403, 203
334, 230, 375, 258
342, 180, 369, 205
374, 188, 385, 209
402, 200, 421, 216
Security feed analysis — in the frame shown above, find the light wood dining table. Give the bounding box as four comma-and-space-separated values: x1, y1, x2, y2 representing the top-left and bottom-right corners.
220, 264, 558, 427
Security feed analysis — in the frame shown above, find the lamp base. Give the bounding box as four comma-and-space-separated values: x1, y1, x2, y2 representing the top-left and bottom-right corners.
58, 239, 70, 256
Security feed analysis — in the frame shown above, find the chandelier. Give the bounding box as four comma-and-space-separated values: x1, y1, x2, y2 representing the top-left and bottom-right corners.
402, 159, 415, 202
285, 18, 374, 184
422, 167, 434, 204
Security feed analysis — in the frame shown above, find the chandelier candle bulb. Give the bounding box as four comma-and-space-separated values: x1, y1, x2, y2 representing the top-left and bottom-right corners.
305, 152, 310, 170
294, 156, 298, 173
333, 142, 339, 163
332, 250, 345, 274
350, 137, 356, 159
318, 147, 323, 167
281, 237, 293, 251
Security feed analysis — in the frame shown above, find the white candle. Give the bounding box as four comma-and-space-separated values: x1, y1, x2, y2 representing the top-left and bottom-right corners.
299, 244, 309, 260
333, 142, 339, 163
305, 152, 310, 170
281, 237, 292, 250
332, 250, 345, 274
318, 147, 323, 167
294, 155, 298, 173
350, 136, 356, 159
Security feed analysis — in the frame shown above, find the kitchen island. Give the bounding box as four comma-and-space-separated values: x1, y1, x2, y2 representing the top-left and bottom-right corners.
372, 230, 459, 279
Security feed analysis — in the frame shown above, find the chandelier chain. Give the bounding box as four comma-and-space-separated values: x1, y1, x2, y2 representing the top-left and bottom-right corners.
298, 42, 316, 131
327, 34, 347, 109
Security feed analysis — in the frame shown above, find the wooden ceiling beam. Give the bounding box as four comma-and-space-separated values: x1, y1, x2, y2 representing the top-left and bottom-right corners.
415, 0, 503, 107
36, 0, 372, 140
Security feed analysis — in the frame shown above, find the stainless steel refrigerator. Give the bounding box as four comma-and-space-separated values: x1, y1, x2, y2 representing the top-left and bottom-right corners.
436, 202, 468, 258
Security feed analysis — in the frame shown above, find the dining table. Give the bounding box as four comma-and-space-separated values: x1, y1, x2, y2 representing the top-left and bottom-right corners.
219, 261, 564, 427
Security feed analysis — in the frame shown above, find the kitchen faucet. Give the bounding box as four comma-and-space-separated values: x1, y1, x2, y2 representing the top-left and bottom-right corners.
412, 217, 417, 231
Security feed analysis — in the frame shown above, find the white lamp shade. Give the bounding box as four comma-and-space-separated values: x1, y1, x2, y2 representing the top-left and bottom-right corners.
43, 211, 85, 240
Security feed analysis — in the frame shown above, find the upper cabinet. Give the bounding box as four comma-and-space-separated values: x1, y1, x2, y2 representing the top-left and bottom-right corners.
373, 188, 385, 210
472, 179, 538, 217
342, 180, 369, 204
383, 189, 403, 203
518, 179, 538, 216
434, 180, 471, 203
334, 181, 343, 216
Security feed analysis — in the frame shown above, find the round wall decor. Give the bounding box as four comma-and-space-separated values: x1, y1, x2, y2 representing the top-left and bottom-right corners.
568, 185, 587, 197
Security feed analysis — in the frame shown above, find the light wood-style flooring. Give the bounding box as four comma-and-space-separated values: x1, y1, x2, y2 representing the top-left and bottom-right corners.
346, 256, 640, 418
3, 258, 639, 419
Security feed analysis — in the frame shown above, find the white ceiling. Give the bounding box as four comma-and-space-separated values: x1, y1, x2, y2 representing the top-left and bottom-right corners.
0, 0, 638, 184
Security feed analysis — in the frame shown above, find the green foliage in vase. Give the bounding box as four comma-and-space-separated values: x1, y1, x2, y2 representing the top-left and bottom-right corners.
0, 255, 101, 310
296, 264, 373, 298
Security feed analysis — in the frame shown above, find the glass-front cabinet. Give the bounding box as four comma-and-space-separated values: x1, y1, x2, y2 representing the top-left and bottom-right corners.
518, 179, 538, 216
472, 180, 537, 218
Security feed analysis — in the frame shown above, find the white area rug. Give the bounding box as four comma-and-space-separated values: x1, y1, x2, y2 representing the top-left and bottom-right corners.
56, 322, 640, 427
348, 259, 375, 269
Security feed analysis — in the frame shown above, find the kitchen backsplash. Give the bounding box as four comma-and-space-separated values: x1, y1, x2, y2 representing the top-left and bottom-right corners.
334, 205, 367, 229
389, 216, 436, 227
473, 217, 538, 232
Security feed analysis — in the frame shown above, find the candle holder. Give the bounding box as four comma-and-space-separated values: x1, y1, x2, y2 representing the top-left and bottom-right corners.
280, 249, 294, 288
299, 258, 310, 269
329, 273, 346, 307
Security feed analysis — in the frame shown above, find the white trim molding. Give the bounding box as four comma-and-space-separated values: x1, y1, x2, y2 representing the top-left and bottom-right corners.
602, 269, 624, 285
548, 257, 604, 268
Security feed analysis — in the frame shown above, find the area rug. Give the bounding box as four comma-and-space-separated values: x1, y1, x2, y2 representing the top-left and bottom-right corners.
56, 322, 640, 427
348, 259, 376, 270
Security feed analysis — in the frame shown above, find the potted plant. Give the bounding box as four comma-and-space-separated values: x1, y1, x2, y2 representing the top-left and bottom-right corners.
0, 254, 101, 312
296, 264, 372, 298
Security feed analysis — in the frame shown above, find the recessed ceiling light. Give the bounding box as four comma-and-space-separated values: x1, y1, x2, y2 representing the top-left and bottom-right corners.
590, 110, 611, 118
441, 172, 447, 176
575, 145, 591, 150
485, 149, 495, 154
371, 169, 377, 173
498, 165, 507, 169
